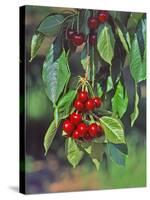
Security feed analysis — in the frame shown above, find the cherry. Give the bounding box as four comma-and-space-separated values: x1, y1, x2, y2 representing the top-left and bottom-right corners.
72, 130, 80, 139
97, 125, 103, 137
89, 33, 97, 45
67, 29, 75, 40
88, 123, 99, 137
72, 33, 84, 46
74, 99, 84, 111
63, 119, 75, 135
85, 99, 95, 111
70, 112, 82, 125
98, 11, 109, 23
77, 123, 88, 137
92, 97, 102, 107
84, 133, 93, 141
88, 16, 99, 29
78, 91, 89, 103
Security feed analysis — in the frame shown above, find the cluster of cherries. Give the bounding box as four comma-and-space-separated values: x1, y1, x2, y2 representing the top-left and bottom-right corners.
67, 10, 109, 46
63, 90, 104, 141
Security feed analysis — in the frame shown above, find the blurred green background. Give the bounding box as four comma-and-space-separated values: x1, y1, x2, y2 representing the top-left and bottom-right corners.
23, 6, 146, 194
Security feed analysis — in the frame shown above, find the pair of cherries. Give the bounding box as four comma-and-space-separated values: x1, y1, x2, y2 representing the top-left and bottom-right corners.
74, 91, 102, 112
67, 10, 109, 46
62, 91, 103, 140
63, 112, 103, 140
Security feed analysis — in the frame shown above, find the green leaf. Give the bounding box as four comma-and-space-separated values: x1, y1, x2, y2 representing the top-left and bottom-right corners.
81, 142, 104, 170
65, 138, 84, 168
112, 143, 128, 155
106, 76, 114, 92
92, 159, 100, 171
56, 90, 77, 120
97, 23, 115, 65
111, 81, 128, 118
100, 116, 126, 144
97, 83, 103, 97
130, 85, 139, 127
107, 143, 126, 166
130, 33, 146, 82
37, 14, 65, 36
127, 13, 143, 31
42, 47, 70, 104
44, 120, 59, 155
116, 25, 130, 53
30, 32, 45, 62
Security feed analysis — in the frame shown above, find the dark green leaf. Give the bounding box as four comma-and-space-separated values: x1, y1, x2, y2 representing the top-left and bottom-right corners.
37, 14, 65, 36
130, 33, 146, 82
107, 143, 127, 166
44, 120, 59, 155
65, 138, 84, 168
137, 19, 146, 60
30, 32, 45, 62
130, 85, 139, 127
100, 116, 126, 144
42, 47, 70, 104
53, 28, 63, 62
97, 23, 115, 65
80, 9, 91, 36
111, 81, 128, 118
56, 90, 77, 120
112, 143, 128, 155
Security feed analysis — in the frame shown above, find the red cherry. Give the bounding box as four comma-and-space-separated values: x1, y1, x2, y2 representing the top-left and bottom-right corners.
70, 112, 82, 125
98, 11, 109, 23
88, 16, 99, 29
72, 130, 80, 139
92, 97, 102, 107
74, 99, 84, 111
88, 123, 99, 137
72, 33, 84, 46
67, 29, 75, 40
97, 125, 103, 137
85, 99, 95, 111
78, 91, 89, 103
89, 33, 97, 45
63, 120, 75, 135
84, 133, 93, 141
77, 123, 88, 137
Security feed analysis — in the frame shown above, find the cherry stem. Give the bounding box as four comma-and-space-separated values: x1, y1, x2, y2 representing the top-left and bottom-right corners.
77, 12, 80, 33
91, 46, 95, 88
85, 36, 90, 80
90, 112, 99, 120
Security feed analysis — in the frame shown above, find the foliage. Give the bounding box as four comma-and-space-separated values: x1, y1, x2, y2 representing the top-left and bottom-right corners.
30, 8, 146, 170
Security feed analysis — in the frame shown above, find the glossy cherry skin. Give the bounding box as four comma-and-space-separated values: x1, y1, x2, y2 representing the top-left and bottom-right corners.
63, 120, 75, 135
72, 130, 80, 139
72, 33, 84, 46
84, 133, 93, 141
67, 29, 75, 40
88, 16, 99, 29
92, 97, 102, 107
98, 11, 109, 23
88, 123, 99, 137
77, 123, 88, 137
78, 91, 89, 103
70, 112, 82, 125
97, 125, 103, 137
74, 99, 84, 112
85, 99, 95, 111
89, 33, 97, 45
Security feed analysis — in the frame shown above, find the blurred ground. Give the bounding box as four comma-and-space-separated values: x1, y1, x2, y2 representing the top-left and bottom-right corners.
22, 6, 146, 194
